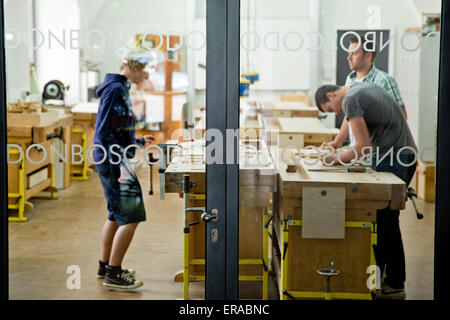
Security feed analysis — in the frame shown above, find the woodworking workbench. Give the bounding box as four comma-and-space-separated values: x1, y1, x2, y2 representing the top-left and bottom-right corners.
260, 102, 319, 118
269, 148, 406, 300
7, 110, 73, 222
69, 103, 98, 180
280, 93, 311, 105
262, 117, 340, 148
194, 113, 263, 141
164, 139, 276, 299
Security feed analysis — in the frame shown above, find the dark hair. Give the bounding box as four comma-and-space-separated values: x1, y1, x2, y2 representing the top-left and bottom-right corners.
349, 33, 377, 62
315, 85, 340, 112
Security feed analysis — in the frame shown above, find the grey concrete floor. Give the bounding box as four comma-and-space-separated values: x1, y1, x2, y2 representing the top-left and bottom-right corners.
8, 163, 435, 300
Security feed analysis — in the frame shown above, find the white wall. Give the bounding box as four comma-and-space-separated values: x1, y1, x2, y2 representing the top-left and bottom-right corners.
194, 0, 312, 105
34, 0, 81, 104
78, 0, 188, 81
318, 0, 422, 84
413, 0, 442, 14
3, 0, 32, 103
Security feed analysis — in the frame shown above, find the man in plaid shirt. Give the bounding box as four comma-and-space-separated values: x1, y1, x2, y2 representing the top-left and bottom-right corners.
326, 34, 408, 147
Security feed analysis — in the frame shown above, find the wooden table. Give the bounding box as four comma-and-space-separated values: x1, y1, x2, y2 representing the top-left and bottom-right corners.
260, 102, 319, 118
262, 117, 340, 148
270, 149, 406, 300
194, 113, 263, 141
7, 111, 70, 222
164, 139, 276, 299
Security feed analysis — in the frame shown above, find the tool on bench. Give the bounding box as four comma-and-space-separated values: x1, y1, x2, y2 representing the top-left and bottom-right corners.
406, 187, 424, 220
308, 166, 367, 173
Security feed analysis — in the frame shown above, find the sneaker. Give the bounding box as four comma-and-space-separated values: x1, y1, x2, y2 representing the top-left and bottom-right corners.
375, 283, 406, 300
97, 261, 135, 279
103, 269, 143, 290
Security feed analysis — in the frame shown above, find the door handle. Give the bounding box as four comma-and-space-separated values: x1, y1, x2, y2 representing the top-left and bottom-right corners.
201, 208, 218, 223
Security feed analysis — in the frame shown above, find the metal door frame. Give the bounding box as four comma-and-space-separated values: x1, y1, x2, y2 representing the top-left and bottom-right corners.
205, 0, 240, 300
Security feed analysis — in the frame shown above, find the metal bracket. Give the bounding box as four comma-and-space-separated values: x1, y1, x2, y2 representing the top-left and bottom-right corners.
201, 208, 218, 223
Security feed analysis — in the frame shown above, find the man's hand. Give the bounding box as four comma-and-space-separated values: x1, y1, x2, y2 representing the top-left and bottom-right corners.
320, 141, 338, 149
321, 154, 338, 166
143, 135, 156, 144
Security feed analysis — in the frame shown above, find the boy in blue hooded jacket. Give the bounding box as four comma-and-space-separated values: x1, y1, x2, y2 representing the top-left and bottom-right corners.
94, 53, 155, 290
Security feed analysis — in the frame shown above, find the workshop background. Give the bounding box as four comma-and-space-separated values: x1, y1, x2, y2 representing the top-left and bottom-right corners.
4, 0, 440, 300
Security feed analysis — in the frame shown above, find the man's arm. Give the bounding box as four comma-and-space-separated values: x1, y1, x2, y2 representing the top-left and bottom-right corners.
335, 116, 371, 163
401, 106, 408, 120
327, 117, 349, 148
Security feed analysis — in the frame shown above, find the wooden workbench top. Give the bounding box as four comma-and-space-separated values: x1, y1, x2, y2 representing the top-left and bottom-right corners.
270, 147, 406, 210
70, 102, 99, 114
261, 101, 314, 111
194, 113, 263, 130
166, 139, 276, 173
164, 139, 277, 193
277, 117, 339, 135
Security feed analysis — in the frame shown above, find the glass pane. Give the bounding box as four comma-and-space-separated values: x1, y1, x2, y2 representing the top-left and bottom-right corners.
5, 0, 206, 300
239, 0, 439, 300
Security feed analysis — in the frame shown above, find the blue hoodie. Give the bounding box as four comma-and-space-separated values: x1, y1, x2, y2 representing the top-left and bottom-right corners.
93, 74, 144, 164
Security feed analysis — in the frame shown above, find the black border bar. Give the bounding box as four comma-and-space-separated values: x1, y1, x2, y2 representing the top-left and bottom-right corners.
434, 0, 450, 301
0, 0, 9, 301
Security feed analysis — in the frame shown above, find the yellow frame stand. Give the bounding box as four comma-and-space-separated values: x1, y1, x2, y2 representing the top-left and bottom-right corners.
70, 128, 91, 180
280, 219, 377, 300
8, 143, 59, 222
177, 193, 270, 300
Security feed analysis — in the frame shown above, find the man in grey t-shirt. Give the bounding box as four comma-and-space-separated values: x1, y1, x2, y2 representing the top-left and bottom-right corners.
315, 82, 416, 162
344, 82, 415, 157
314, 82, 417, 300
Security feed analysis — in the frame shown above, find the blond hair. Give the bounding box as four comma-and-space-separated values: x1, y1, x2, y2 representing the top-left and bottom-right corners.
119, 58, 145, 72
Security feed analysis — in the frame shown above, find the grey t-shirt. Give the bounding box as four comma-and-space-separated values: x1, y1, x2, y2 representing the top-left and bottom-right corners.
343, 82, 417, 157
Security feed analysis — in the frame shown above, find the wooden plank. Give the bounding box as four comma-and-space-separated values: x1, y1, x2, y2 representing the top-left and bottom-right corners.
7, 126, 32, 139
280, 94, 310, 105
25, 178, 52, 200
278, 197, 378, 221
260, 102, 319, 118
239, 205, 264, 276
25, 140, 52, 175
57, 113, 74, 127
287, 225, 372, 294
239, 186, 271, 207
279, 133, 304, 149
302, 187, 346, 239
415, 160, 435, 202
27, 167, 48, 188
7, 110, 59, 127
278, 117, 339, 136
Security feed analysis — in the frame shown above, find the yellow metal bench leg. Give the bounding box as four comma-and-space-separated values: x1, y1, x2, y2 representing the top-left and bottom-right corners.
8, 199, 27, 222
369, 222, 378, 299
280, 219, 289, 300
262, 208, 269, 300
183, 231, 190, 300
8, 151, 27, 222
71, 129, 89, 181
